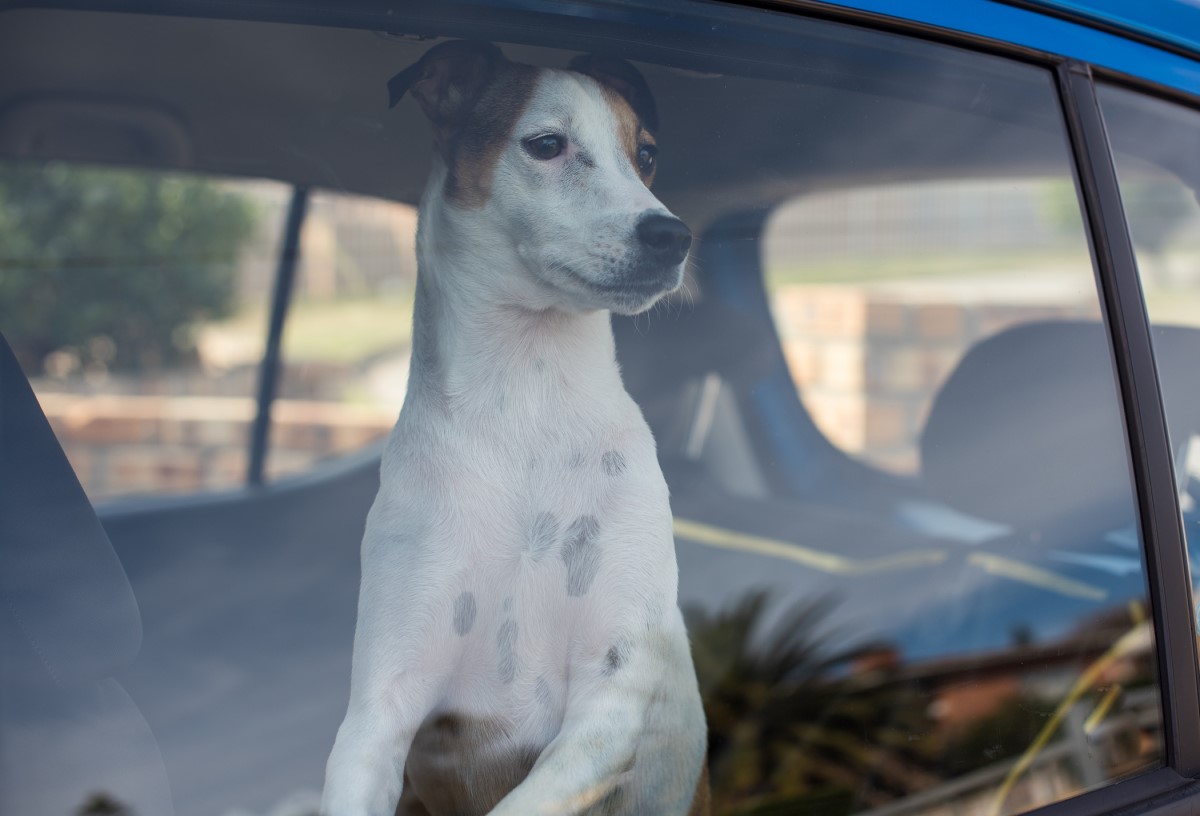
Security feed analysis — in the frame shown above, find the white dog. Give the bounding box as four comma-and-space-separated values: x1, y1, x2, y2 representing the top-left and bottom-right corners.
321, 40, 708, 816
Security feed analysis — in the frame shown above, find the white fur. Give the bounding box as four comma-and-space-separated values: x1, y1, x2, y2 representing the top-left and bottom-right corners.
322, 69, 706, 816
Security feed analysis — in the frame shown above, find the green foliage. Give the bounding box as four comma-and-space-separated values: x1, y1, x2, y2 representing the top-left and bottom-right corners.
1120, 178, 1195, 256
0, 161, 258, 371
940, 694, 1052, 776
686, 591, 1083, 814
75, 792, 131, 815
1041, 175, 1194, 256
1040, 179, 1088, 240
686, 592, 939, 815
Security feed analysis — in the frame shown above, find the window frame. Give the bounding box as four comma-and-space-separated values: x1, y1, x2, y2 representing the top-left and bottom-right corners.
23, 0, 1198, 812
1049, 59, 1200, 811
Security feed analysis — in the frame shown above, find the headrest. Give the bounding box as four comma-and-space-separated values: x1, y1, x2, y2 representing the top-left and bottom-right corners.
920, 321, 1136, 535
0, 334, 141, 686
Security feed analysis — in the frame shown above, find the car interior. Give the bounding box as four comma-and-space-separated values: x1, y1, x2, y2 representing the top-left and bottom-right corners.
3, 3, 1199, 815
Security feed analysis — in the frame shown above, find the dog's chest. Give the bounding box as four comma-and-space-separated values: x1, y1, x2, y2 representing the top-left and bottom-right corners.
431, 414, 669, 652
391, 415, 672, 813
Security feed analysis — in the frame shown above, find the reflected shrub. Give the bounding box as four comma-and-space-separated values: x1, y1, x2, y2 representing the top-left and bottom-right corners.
0, 162, 257, 372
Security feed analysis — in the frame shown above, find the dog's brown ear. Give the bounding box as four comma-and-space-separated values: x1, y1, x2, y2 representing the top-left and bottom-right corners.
568, 54, 659, 133
388, 40, 505, 141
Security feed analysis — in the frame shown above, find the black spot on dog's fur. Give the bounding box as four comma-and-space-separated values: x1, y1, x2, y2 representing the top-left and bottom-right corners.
601, 450, 626, 477
528, 512, 559, 560
453, 592, 477, 636
497, 619, 518, 683
603, 645, 623, 675
563, 515, 601, 597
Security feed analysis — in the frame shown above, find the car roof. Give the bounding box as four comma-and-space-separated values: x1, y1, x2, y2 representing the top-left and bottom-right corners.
822, 0, 1200, 97
1023, 0, 1200, 59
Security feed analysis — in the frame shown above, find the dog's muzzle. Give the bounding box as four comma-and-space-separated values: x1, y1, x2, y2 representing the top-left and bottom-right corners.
636, 212, 692, 270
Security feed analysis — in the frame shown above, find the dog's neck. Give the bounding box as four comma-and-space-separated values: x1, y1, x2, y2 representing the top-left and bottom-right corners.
405, 164, 625, 424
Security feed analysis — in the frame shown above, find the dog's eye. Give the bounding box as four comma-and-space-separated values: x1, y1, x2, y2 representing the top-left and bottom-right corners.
637, 144, 657, 175
525, 134, 565, 160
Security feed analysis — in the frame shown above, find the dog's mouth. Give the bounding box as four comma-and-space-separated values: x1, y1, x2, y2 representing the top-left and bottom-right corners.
561, 266, 681, 300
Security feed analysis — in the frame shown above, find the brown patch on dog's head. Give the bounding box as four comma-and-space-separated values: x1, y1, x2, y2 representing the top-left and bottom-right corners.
389, 40, 538, 207
569, 53, 659, 186
389, 40, 502, 142
567, 53, 659, 132
447, 62, 539, 206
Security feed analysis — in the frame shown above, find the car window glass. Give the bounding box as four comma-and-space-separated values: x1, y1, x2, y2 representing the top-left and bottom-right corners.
269, 190, 418, 479
1096, 83, 1200, 634
764, 179, 1099, 473
0, 160, 287, 500
0, 4, 1168, 816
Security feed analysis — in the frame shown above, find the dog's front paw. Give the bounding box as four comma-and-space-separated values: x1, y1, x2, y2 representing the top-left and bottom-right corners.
320, 782, 399, 816
321, 752, 403, 816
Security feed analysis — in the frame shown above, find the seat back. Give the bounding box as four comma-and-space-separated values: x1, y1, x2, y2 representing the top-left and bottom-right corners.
919, 321, 1137, 539
0, 332, 171, 815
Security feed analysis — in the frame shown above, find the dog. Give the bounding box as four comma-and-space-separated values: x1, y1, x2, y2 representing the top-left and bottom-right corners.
320, 40, 708, 816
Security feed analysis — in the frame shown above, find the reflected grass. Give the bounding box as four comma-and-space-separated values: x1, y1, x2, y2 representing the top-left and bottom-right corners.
203, 295, 414, 367
281, 296, 414, 363
765, 249, 1089, 287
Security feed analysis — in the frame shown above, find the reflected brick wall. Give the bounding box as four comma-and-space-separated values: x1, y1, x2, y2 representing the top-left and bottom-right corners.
37, 389, 395, 500
770, 283, 1102, 473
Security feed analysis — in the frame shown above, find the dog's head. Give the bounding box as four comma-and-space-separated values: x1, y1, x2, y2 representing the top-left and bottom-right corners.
390, 40, 690, 315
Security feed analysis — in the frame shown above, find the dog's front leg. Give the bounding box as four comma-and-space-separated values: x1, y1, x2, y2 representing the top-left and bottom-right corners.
321, 668, 440, 816
487, 621, 705, 816
321, 537, 450, 816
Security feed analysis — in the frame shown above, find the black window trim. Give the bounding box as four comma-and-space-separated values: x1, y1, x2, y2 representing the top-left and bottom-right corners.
1055, 60, 1200, 774
247, 184, 308, 486
1040, 59, 1200, 814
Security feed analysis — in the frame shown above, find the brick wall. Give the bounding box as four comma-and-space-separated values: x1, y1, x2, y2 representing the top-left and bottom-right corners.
771, 282, 1102, 472
37, 390, 396, 500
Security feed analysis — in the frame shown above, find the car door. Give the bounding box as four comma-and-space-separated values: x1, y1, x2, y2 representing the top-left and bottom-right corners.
2, 2, 1200, 816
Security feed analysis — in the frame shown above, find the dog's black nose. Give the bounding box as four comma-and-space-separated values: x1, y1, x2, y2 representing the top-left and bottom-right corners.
636, 213, 692, 266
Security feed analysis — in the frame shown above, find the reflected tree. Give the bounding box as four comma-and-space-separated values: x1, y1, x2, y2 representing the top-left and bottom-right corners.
685, 592, 938, 815
687, 590, 1159, 815
75, 792, 132, 815
0, 161, 258, 372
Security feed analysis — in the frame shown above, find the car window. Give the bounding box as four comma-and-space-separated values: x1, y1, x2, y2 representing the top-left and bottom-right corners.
0, 4, 1172, 816
764, 178, 1100, 474
612, 20, 1161, 816
1095, 83, 1200, 632
269, 190, 418, 479
0, 160, 288, 500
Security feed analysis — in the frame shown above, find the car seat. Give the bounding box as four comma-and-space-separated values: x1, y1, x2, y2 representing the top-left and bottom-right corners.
919, 320, 1138, 543
0, 333, 172, 815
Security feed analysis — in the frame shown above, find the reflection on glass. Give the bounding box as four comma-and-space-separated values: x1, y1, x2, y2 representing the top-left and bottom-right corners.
686, 593, 1156, 815
1097, 83, 1200, 638
0, 3, 1169, 816
0, 160, 289, 500
643, 26, 1163, 815
270, 191, 419, 479
764, 179, 1100, 475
